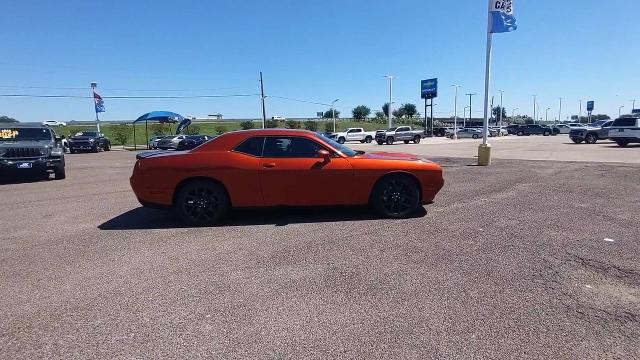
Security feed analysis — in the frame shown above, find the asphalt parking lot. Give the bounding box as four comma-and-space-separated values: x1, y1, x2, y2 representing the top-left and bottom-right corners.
1, 136, 639, 359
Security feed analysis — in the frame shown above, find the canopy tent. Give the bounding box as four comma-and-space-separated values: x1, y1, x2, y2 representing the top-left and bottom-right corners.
132, 111, 185, 150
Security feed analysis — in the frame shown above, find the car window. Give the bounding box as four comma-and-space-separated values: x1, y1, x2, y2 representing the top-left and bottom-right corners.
612, 118, 637, 127
398, 127, 410, 132
263, 136, 324, 158
353, 129, 362, 133
234, 136, 265, 157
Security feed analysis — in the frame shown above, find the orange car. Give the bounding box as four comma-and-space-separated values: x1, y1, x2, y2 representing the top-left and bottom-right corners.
130, 129, 444, 226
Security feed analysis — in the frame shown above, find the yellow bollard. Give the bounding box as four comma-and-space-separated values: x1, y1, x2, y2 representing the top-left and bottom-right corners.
478, 143, 492, 166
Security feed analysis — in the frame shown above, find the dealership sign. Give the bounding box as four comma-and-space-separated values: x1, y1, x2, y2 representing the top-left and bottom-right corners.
421, 78, 438, 99
587, 101, 594, 112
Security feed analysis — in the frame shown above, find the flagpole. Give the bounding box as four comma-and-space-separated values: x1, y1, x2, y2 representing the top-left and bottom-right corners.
91, 82, 101, 133
478, 0, 493, 166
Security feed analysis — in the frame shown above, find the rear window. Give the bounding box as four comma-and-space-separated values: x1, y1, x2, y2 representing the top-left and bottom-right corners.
234, 136, 264, 157
612, 118, 638, 127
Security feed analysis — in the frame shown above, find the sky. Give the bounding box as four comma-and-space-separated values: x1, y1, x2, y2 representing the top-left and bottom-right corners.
1, 0, 638, 122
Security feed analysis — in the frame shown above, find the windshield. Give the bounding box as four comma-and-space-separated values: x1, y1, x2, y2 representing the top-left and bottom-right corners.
590, 120, 606, 127
386, 127, 397, 132
314, 133, 357, 157
75, 131, 98, 137
0, 127, 52, 141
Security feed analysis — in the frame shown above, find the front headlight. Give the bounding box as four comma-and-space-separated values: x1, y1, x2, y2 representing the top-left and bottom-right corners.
0, 148, 6, 157
89, 139, 95, 143
39, 148, 49, 156
50, 147, 63, 156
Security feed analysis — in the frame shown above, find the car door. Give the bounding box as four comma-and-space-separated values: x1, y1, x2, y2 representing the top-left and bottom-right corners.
259, 136, 354, 206
346, 129, 358, 141
395, 127, 410, 141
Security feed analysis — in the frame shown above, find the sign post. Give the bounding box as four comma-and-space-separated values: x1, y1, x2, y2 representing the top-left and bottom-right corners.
421, 78, 438, 137
587, 101, 594, 123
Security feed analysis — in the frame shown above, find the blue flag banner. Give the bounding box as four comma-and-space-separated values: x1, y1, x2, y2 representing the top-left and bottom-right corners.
93, 91, 105, 113
490, 0, 517, 33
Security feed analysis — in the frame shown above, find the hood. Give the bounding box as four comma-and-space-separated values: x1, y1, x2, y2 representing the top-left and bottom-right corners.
70, 136, 97, 140
0, 139, 52, 148
358, 151, 422, 161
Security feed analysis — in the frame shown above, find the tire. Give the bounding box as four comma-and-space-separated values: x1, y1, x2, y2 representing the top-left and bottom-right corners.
517, 131, 524, 136
616, 141, 629, 148
359, 140, 365, 143
175, 180, 230, 226
585, 133, 598, 144
92, 145, 100, 153
413, 136, 421, 144
54, 164, 66, 180
371, 175, 421, 219
386, 137, 395, 145
543, 131, 550, 136
403, 140, 410, 144
104, 142, 111, 151
376, 140, 384, 145
472, 134, 479, 139
70, 149, 76, 154
572, 139, 583, 144
365, 136, 373, 143
337, 137, 346, 144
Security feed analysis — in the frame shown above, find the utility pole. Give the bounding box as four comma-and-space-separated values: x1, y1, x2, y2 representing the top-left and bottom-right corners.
498, 89, 504, 128
466, 93, 476, 126
579, 99, 582, 124
452, 84, 461, 140
532, 94, 537, 124
558, 97, 562, 125
259, 72, 267, 128
385, 75, 394, 128
331, 99, 340, 132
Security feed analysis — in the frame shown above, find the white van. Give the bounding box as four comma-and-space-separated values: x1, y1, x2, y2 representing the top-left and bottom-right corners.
608, 116, 640, 147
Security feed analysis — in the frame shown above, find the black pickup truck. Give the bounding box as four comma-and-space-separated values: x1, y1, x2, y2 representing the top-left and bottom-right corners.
68, 131, 111, 153
515, 124, 553, 136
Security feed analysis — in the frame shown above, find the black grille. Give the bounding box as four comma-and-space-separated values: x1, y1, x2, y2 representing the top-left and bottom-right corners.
3, 147, 43, 158
569, 129, 583, 136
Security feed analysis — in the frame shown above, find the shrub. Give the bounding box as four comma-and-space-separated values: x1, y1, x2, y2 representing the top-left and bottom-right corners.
324, 122, 335, 133
150, 123, 170, 136
285, 120, 301, 129
183, 124, 200, 135
266, 119, 279, 128
303, 121, 318, 131
111, 124, 130, 145
214, 125, 227, 135
240, 121, 255, 130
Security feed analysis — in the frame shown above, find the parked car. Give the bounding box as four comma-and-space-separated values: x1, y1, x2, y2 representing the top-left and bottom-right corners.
490, 127, 509, 136
375, 126, 425, 145
506, 124, 522, 135
569, 120, 614, 144
156, 135, 187, 150
42, 120, 67, 127
176, 135, 214, 151
553, 124, 571, 134
449, 128, 483, 139
68, 131, 111, 153
271, 116, 286, 121
149, 135, 172, 149
130, 129, 445, 226
331, 128, 376, 144
608, 116, 640, 147
515, 124, 553, 136
433, 127, 448, 137
0, 124, 66, 179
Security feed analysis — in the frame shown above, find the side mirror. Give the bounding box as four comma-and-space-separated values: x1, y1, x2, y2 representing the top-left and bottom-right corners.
317, 149, 331, 162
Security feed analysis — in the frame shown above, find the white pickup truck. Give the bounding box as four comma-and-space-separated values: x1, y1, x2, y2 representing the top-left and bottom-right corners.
331, 128, 377, 144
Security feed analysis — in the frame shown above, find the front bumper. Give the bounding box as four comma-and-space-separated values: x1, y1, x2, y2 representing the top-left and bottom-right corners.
0, 156, 62, 175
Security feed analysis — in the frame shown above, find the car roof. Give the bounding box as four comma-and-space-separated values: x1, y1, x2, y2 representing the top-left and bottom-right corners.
196, 129, 325, 152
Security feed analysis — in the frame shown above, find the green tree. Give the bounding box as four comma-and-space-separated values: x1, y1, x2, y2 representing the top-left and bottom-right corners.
111, 124, 130, 146
150, 123, 170, 136
303, 120, 318, 131
184, 124, 200, 135
214, 125, 227, 135
401, 103, 418, 118
0, 115, 18, 123
323, 109, 340, 119
240, 121, 255, 130
285, 120, 301, 129
592, 114, 611, 121
352, 105, 371, 121
392, 108, 405, 119
382, 103, 390, 118
492, 106, 507, 121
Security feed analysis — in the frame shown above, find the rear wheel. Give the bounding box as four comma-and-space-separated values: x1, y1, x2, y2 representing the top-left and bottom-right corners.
585, 133, 598, 144
543, 131, 550, 136
616, 141, 629, 148
413, 135, 421, 144
365, 136, 373, 143
337, 137, 346, 144
175, 180, 230, 226
572, 139, 583, 144
386, 137, 395, 145
517, 131, 524, 136
371, 175, 420, 218
472, 134, 479, 139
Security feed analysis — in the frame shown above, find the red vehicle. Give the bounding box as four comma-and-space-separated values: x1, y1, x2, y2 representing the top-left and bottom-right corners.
130, 129, 444, 226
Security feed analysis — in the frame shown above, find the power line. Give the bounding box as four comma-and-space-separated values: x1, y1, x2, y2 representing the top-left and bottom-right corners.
0, 93, 259, 99
0, 85, 251, 92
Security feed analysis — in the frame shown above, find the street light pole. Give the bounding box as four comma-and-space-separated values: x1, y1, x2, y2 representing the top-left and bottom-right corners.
511, 107, 519, 120
384, 75, 394, 128
632, 99, 637, 111
579, 99, 582, 124
463, 106, 470, 128
558, 97, 562, 125
332, 99, 340, 132
532, 94, 537, 124
546, 107, 551, 123
466, 93, 476, 126
452, 84, 461, 140
498, 89, 504, 128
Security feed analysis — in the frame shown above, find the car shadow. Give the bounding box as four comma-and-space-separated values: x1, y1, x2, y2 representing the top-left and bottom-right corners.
600, 144, 640, 148
98, 205, 428, 230
0, 174, 50, 185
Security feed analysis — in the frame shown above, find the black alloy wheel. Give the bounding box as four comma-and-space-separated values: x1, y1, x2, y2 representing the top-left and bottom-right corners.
337, 137, 346, 144
585, 133, 598, 144
176, 180, 229, 226
472, 134, 479, 139
365, 136, 373, 143
413, 136, 421, 144
372, 175, 420, 218
386, 137, 395, 145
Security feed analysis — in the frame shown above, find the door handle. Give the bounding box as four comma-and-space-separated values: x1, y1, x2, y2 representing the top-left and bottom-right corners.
263, 163, 276, 168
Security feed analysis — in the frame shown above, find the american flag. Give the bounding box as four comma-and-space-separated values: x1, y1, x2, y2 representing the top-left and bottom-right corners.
93, 91, 105, 113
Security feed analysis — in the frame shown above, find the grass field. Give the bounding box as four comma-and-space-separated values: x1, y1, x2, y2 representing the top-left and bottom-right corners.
51, 119, 417, 146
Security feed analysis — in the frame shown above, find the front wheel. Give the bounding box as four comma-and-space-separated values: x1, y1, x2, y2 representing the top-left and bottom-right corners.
54, 165, 66, 180
543, 131, 550, 136
616, 141, 629, 148
104, 142, 111, 151
386, 137, 394, 145
371, 175, 420, 219
365, 136, 373, 143
403, 140, 410, 144
175, 180, 230, 226
472, 134, 479, 139
337, 137, 346, 144
517, 131, 524, 136
572, 139, 583, 144
413, 135, 421, 144
376, 140, 384, 145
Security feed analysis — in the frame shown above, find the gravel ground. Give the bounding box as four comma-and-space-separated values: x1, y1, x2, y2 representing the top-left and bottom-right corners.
0, 149, 638, 359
